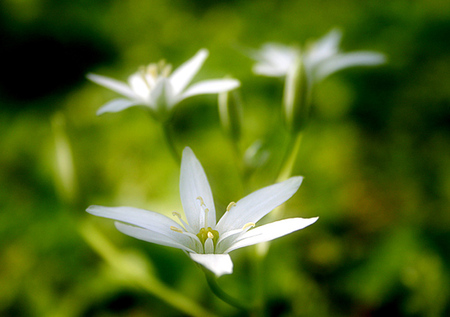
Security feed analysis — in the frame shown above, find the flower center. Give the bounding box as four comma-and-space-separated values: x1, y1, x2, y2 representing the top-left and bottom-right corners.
145, 60, 172, 80
196, 227, 219, 246
135, 60, 172, 91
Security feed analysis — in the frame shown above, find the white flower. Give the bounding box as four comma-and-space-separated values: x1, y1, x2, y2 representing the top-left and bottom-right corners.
252, 29, 385, 83
88, 49, 240, 118
86, 147, 318, 277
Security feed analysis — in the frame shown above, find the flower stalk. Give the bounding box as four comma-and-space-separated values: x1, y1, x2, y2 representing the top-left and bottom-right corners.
203, 269, 252, 311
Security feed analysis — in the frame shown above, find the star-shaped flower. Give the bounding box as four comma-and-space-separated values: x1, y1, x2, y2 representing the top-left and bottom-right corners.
251, 29, 385, 83
87, 147, 318, 277
88, 49, 240, 119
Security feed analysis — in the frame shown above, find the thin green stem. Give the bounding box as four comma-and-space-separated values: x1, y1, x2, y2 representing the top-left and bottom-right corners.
252, 245, 266, 317
204, 270, 252, 311
161, 121, 181, 163
276, 131, 303, 183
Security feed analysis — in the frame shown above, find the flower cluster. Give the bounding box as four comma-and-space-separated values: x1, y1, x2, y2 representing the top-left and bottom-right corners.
87, 30, 384, 277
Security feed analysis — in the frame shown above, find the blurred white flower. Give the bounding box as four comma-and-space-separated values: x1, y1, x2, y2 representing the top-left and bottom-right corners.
252, 43, 300, 77
88, 49, 240, 118
87, 147, 318, 277
252, 29, 385, 83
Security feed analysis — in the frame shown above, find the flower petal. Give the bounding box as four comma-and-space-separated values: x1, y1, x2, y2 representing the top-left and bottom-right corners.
86, 205, 182, 238
315, 52, 386, 81
223, 217, 318, 253
180, 147, 216, 233
180, 79, 240, 100
252, 43, 298, 77
114, 222, 195, 252
87, 73, 136, 99
216, 176, 303, 233
306, 29, 342, 67
169, 49, 209, 96
189, 253, 233, 277
148, 77, 174, 112
128, 72, 151, 101
96, 98, 142, 115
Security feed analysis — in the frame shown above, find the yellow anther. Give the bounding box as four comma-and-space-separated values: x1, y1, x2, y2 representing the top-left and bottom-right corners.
197, 196, 205, 206
242, 222, 255, 230
172, 211, 181, 218
170, 226, 183, 233
207, 231, 214, 239
226, 202, 236, 212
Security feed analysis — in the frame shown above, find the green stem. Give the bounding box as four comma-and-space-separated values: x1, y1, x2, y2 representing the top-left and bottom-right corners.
252, 246, 266, 317
204, 270, 251, 311
276, 131, 303, 183
161, 121, 181, 163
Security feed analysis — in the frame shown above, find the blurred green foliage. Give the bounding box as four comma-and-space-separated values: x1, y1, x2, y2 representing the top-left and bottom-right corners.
1, 0, 449, 316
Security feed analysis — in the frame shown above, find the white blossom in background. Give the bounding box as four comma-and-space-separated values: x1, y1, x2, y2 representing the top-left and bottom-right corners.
251, 29, 385, 83
87, 147, 318, 277
88, 49, 240, 119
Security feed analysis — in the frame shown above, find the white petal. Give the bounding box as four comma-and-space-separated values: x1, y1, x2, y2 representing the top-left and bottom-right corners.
252, 43, 298, 77
86, 205, 182, 238
189, 253, 233, 277
315, 52, 386, 81
306, 29, 342, 67
180, 79, 240, 100
87, 73, 136, 99
180, 147, 216, 233
216, 176, 303, 233
148, 77, 174, 111
169, 49, 209, 96
128, 73, 151, 101
252, 64, 287, 77
115, 222, 195, 252
96, 98, 142, 115
223, 217, 318, 253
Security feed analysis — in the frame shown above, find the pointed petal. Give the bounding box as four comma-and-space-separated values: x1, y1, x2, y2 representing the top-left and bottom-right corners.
251, 43, 298, 77
307, 29, 342, 66
115, 222, 195, 252
148, 77, 174, 112
216, 176, 303, 233
170, 49, 209, 96
189, 253, 233, 277
223, 217, 318, 253
96, 98, 142, 115
128, 72, 151, 101
180, 79, 240, 100
87, 73, 136, 99
86, 205, 182, 238
252, 64, 287, 77
180, 147, 216, 233
315, 52, 386, 81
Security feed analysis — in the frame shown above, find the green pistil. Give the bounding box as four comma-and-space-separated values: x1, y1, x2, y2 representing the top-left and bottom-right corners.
197, 227, 219, 246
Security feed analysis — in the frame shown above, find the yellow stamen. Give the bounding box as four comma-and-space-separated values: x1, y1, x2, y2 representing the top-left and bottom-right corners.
242, 222, 255, 230
197, 227, 219, 245
170, 226, 183, 233
172, 211, 181, 217
226, 202, 236, 212
197, 196, 205, 206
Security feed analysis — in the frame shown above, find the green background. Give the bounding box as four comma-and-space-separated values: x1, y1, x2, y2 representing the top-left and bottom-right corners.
1, 0, 449, 316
